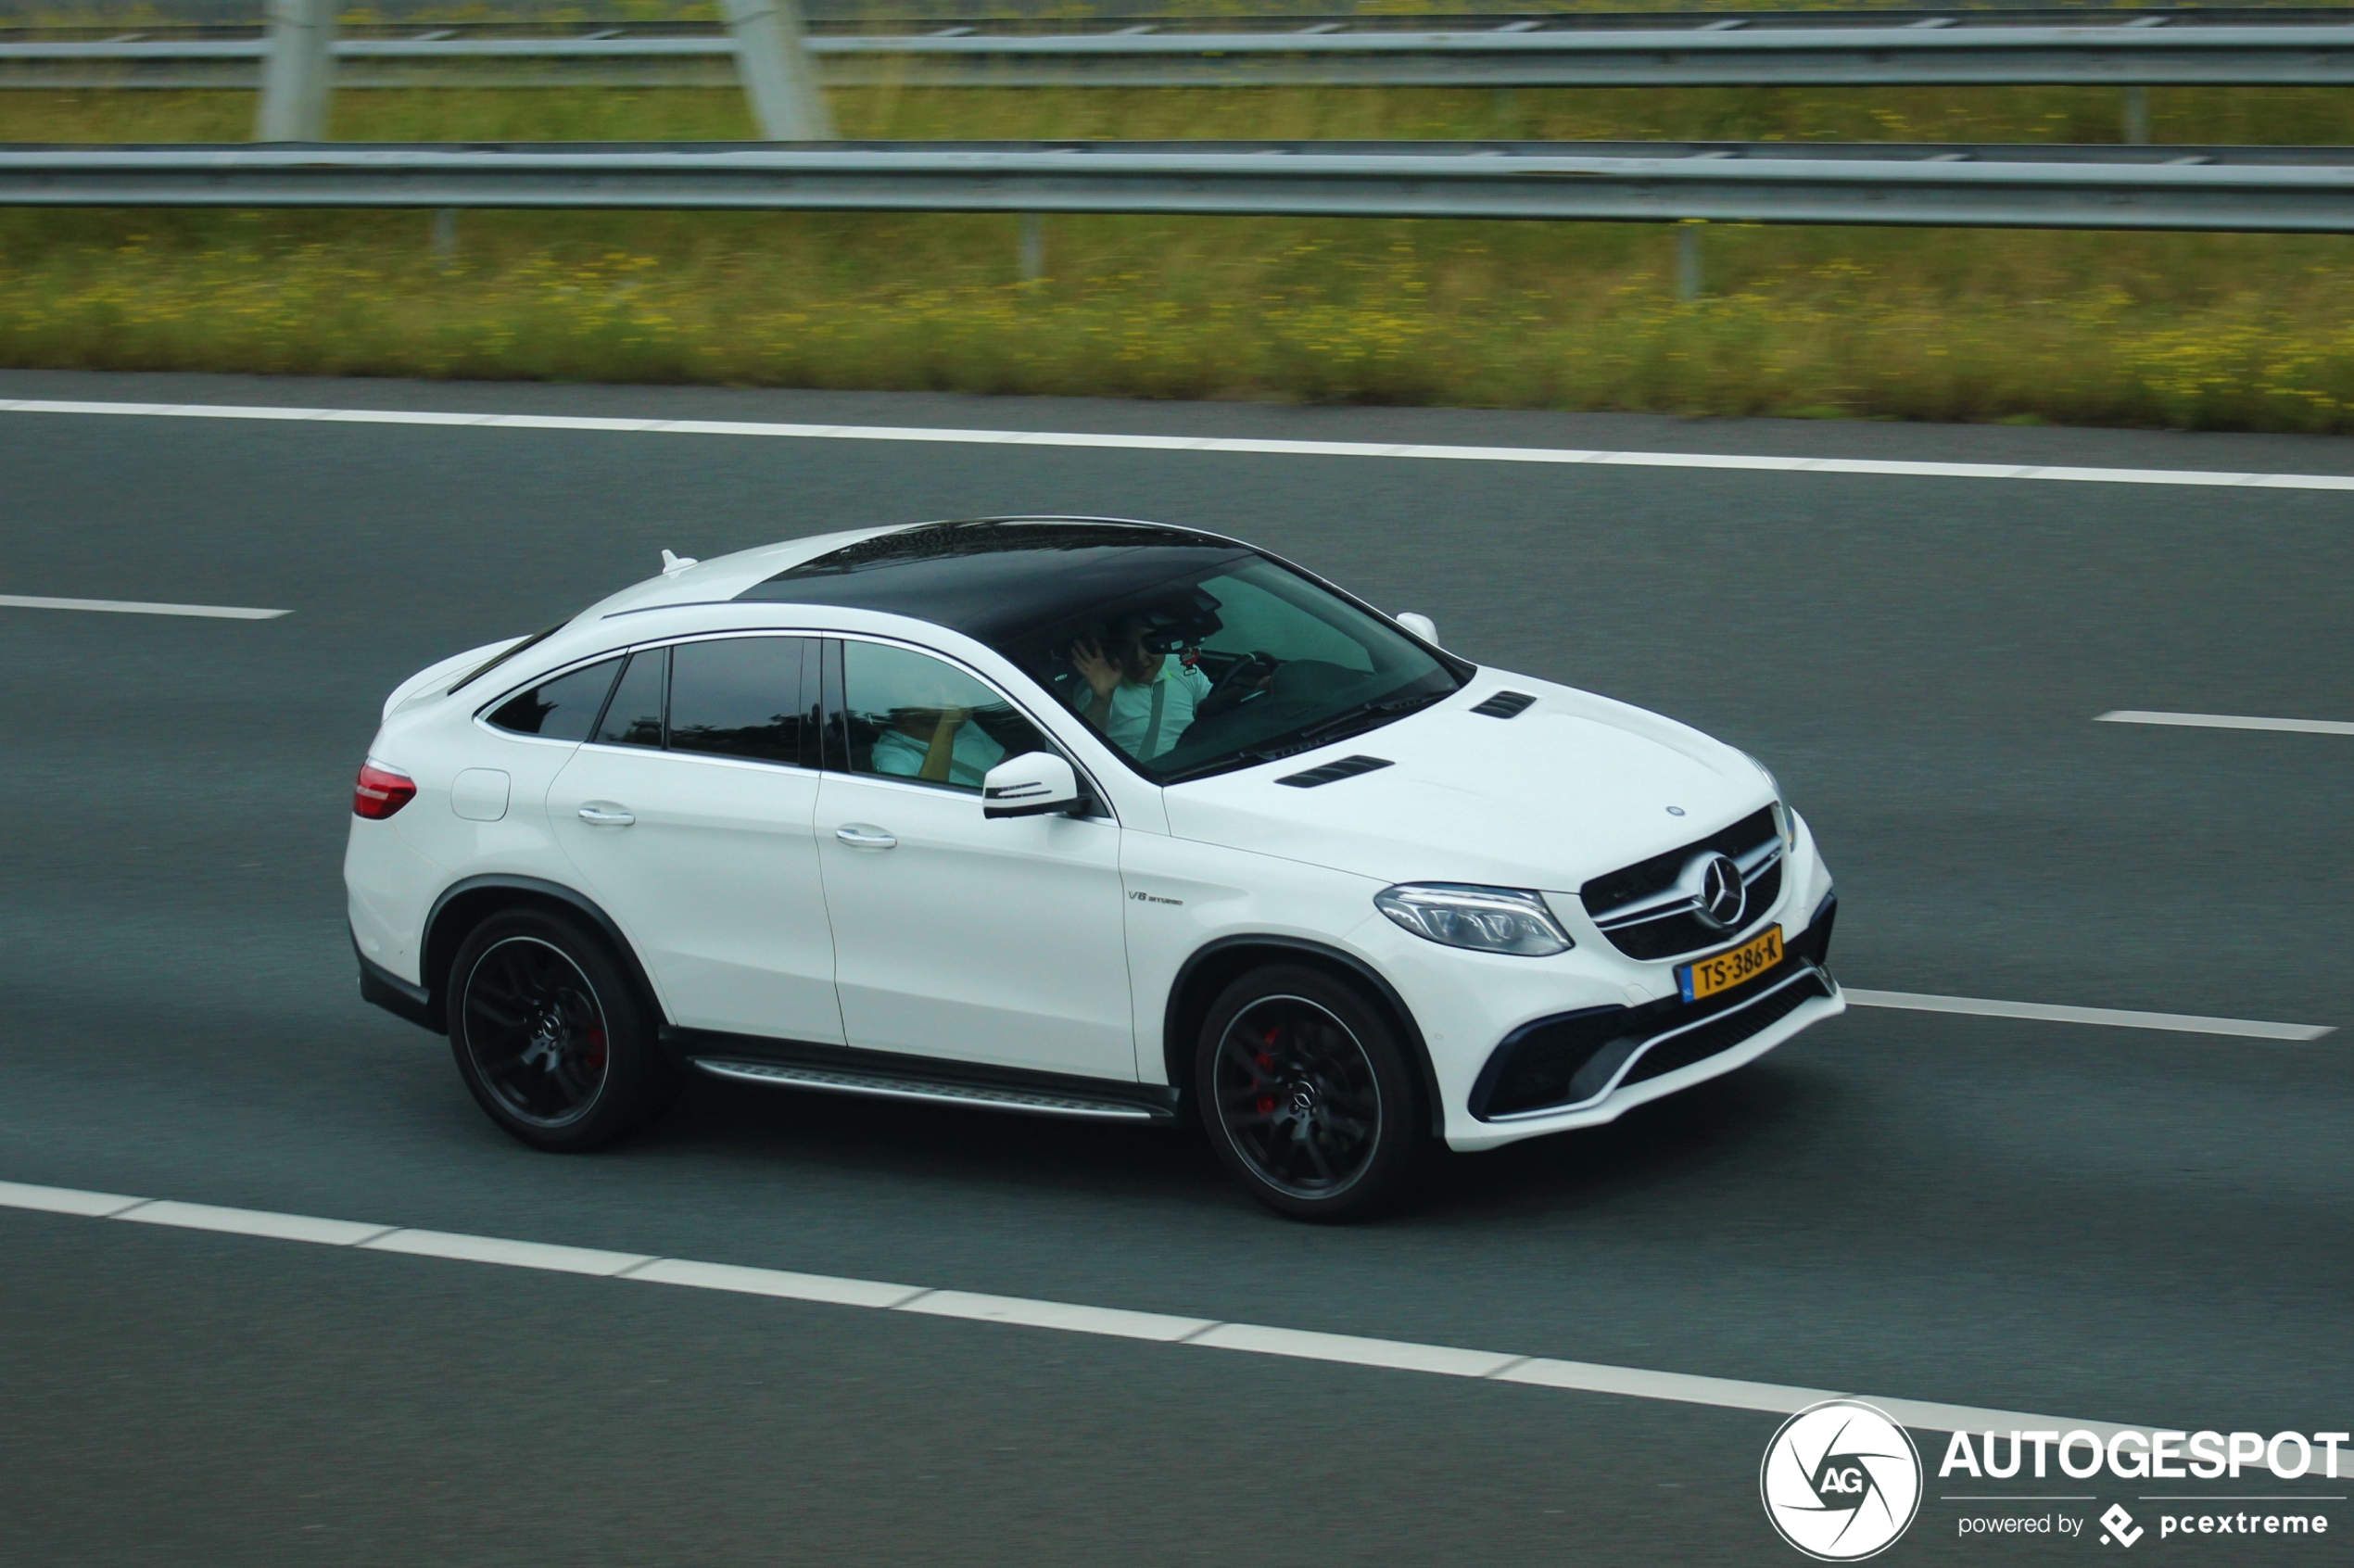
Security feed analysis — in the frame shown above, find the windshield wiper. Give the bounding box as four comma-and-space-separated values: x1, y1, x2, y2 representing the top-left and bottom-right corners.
1292, 688, 1450, 747
1153, 742, 1309, 786
1152, 689, 1451, 786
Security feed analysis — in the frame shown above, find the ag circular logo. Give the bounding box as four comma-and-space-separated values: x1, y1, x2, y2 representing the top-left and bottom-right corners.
1759, 1399, 1922, 1561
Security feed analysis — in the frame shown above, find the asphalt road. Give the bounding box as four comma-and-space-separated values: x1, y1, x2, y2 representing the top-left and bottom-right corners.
1, 369, 2348, 1567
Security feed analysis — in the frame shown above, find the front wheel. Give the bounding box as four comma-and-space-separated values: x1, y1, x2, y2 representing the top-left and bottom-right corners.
446, 909, 677, 1152
1195, 965, 1425, 1222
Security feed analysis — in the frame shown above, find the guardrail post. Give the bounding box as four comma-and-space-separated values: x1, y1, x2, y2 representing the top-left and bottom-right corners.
722, 0, 834, 141
1676, 221, 1703, 302
255, 0, 336, 142
432, 207, 458, 264
2123, 85, 2151, 145
1019, 212, 1044, 281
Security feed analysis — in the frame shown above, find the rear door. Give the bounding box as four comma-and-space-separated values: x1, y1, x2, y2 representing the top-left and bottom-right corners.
812, 638, 1133, 1080
549, 635, 842, 1043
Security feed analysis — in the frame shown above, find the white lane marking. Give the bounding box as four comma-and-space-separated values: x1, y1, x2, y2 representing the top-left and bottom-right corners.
2097, 709, 2354, 737
1846, 989, 2334, 1041
900, 1290, 1216, 1343
0, 1179, 146, 1218
0, 1175, 2148, 1440
116, 1200, 394, 1247
0, 592, 289, 620
1194, 1323, 1525, 1379
360, 1228, 654, 1277
629, 1258, 927, 1308
6, 397, 2354, 493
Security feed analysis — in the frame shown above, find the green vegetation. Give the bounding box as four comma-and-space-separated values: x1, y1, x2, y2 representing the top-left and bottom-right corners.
4, 82, 2353, 429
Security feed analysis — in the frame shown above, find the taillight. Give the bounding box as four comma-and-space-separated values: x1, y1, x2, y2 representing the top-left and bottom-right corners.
354, 761, 417, 820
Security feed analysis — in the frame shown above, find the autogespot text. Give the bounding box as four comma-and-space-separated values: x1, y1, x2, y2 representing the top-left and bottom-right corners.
1939, 1428, 2350, 1482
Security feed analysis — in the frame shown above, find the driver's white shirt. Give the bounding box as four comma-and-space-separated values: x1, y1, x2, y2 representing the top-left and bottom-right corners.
1075, 656, 1212, 760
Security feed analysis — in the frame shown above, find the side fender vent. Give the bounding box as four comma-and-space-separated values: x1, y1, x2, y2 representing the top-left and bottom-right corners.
1471, 690, 1536, 719
1276, 754, 1394, 789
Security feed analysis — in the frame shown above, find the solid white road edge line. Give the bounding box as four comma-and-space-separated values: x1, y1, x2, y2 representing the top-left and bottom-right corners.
6, 397, 2354, 494
0, 592, 289, 620
2096, 710, 2354, 737
0, 1176, 2145, 1440
1845, 990, 2334, 1041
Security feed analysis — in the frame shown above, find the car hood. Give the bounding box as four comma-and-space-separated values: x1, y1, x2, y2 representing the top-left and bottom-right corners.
1160, 679, 1771, 894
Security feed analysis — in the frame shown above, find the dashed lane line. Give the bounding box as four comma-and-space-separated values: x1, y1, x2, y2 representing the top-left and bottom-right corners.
2097, 710, 2354, 737
0, 1177, 2144, 1442
6, 397, 2354, 493
1845, 990, 2334, 1041
0, 593, 288, 620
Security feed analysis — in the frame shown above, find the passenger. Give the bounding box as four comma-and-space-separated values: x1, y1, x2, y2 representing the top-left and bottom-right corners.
1069, 615, 1213, 761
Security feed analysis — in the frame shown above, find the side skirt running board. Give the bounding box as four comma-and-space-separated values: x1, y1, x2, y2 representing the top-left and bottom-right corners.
691, 1057, 1175, 1123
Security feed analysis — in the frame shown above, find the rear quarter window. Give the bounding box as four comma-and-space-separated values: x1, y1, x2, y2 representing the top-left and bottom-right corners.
486, 657, 622, 741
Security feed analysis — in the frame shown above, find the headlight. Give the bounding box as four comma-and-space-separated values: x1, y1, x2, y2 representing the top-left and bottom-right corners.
1744, 751, 1797, 851
1373, 884, 1572, 957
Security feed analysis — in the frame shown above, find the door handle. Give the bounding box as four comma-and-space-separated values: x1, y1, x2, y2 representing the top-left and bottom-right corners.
834, 824, 896, 850
577, 805, 636, 827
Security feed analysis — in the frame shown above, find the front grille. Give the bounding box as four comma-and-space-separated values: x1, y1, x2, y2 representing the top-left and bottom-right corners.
1581, 806, 1775, 916
1472, 961, 1830, 1119
1581, 805, 1782, 962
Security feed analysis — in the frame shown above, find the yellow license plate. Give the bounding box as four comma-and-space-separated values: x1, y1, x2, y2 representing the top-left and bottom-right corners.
1678, 926, 1784, 1003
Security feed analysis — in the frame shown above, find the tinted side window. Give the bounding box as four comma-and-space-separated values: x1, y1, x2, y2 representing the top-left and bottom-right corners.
839, 640, 1047, 793
487, 657, 622, 740
669, 638, 812, 767
595, 649, 666, 749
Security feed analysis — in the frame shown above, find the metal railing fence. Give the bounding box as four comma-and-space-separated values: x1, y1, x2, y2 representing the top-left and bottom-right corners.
5, 138, 2350, 232
6, 16, 2354, 90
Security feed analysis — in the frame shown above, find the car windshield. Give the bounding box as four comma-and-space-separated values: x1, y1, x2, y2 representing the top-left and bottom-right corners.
740, 522, 1465, 784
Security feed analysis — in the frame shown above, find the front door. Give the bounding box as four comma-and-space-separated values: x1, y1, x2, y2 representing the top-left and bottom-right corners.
550, 635, 842, 1044
814, 638, 1133, 1080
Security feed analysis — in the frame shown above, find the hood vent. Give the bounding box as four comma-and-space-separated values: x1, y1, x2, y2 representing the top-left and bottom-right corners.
1275, 754, 1394, 789
1471, 690, 1536, 719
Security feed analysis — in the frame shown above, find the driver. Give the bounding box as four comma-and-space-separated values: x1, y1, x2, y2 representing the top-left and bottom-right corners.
1069, 613, 1213, 762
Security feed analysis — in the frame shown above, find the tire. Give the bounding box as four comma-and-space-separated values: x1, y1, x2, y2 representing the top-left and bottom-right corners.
1194, 964, 1425, 1222
445, 909, 677, 1152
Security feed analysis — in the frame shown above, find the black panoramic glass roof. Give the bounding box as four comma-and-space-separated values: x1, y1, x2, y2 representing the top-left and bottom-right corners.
734, 519, 1255, 646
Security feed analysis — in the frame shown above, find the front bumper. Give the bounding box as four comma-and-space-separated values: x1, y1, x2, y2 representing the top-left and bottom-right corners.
1356, 814, 1843, 1153
1471, 908, 1837, 1119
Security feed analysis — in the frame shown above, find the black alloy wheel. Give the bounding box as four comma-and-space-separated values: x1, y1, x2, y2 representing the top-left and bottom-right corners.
447, 910, 677, 1152
1196, 965, 1424, 1222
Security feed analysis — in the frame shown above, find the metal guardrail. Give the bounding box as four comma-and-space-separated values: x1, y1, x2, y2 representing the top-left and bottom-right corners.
6, 18, 2354, 89
3, 141, 2349, 232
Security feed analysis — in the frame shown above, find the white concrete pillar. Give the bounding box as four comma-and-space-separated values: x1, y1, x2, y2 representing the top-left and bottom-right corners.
723, 0, 834, 142
255, 0, 336, 143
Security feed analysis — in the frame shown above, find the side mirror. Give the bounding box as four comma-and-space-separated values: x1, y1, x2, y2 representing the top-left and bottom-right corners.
982, 752, 1082, 819
1395, 611, 1440, 647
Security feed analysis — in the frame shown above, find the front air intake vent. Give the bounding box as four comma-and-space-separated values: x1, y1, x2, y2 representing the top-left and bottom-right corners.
1275, 754, 1394, 788
1471, 690, 1536, 719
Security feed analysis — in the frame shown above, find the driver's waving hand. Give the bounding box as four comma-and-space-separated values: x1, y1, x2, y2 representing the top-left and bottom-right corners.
1069, 614, 1214, 761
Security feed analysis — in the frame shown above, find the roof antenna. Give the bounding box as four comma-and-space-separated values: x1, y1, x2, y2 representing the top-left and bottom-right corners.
660, 549, 700, 577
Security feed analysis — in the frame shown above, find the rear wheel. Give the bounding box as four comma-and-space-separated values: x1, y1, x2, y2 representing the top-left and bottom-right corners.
1195, 965, 1424, 1222
446, 909, 677, 1152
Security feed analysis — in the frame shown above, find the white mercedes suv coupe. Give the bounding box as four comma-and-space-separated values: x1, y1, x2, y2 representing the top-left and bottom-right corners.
347, 518, 1842, 1220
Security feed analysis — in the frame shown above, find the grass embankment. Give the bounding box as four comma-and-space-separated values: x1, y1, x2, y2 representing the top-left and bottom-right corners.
5, 84, 2354, 429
